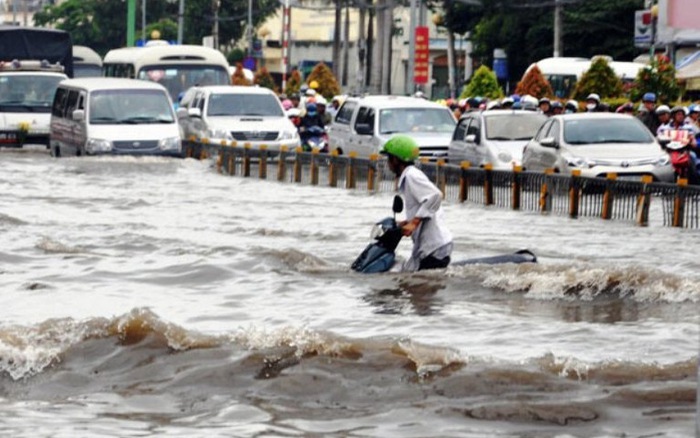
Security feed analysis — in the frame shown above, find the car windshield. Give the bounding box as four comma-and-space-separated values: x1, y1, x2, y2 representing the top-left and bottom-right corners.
137, 65, 230, 101
379, 108, 455, 134
564, 118, 654, 145
484, 113, 547, 141
206, 93, 284, 117
89, 89, 175, 124
0, 74, 64, 113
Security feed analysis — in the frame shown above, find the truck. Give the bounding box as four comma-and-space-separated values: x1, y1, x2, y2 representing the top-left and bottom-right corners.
0, 26, 72, 149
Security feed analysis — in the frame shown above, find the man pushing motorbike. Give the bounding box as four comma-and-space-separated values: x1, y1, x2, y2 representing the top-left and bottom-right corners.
380, 135, 453, 271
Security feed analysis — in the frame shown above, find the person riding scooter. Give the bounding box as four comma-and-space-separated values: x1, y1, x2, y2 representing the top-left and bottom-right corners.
299, 102, 327, 151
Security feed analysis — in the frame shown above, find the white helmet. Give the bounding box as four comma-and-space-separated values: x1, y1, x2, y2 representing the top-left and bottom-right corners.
315, 95, 327, 105
655, 105, 671, 115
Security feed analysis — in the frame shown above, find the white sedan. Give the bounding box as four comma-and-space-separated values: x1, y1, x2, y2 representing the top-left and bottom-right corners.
522, 113, 674, 182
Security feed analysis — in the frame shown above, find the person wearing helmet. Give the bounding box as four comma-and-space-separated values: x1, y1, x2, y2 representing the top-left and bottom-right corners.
538, 97, 552, 116
379, 135, 453, 271
314, 95, 332, 125
299, 102, 326, 149
687, 104, 700, 138
564, 100, 578, 114
658, 105, 699, 170
655, 105, 672, 131
309, 80, 319, 90
585, 93, 603, 112
551, 100, 564, 115
281, 99, 293, 111
637, 92, 659, 134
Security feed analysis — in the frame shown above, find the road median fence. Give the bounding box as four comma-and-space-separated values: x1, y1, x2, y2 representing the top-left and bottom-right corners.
184, 140, 700, 229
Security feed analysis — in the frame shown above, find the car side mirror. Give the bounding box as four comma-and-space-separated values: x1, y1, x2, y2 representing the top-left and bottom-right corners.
465, 133, 479, 144
355, 123, 373, 136
188, 107, 202, 118
72, 109, 84, 121
540, 136, 558, 148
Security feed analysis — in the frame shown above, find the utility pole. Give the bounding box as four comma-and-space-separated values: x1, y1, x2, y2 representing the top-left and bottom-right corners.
142, 0, 146, 43
342, 0, 350, 86
553, 0, 563, 57
332, 0, 342, 79
127, 0, 136, 46
407, 0, 417, 94
177, 0, 185, 44
213, 0, 220, 49
248, 0, 253, 56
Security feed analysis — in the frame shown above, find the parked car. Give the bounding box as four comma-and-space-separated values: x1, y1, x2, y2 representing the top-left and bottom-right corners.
448, 109, 547, 168
521, 113, 674, 182
50, 78, 182, 157
177, 85, 300, 152
328, 95, 456, 159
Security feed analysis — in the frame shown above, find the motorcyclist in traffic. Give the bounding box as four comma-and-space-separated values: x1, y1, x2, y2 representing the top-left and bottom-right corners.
658, 106, 699, 172
299, 102, 326, 150
637, 92, 660, 134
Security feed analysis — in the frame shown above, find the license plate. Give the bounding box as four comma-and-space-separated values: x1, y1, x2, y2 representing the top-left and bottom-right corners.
0, 131, 18, 143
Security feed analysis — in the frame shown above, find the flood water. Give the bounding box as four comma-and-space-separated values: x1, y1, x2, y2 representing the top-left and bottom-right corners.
1, 149, 699, 437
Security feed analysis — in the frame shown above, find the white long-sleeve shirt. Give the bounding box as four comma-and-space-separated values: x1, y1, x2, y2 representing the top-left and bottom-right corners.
397, 165, 453, 271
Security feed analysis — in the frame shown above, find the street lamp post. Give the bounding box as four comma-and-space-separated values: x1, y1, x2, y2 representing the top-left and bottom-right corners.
248, 0, 253, 57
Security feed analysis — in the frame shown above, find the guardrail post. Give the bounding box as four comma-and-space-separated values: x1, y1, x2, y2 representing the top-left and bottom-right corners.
259, 145, 268, 179
569, 169, 581, 219
540, 168, 554, 213
602, 173, 616, 220
243, 143, 251, 177
294, 147, 303, 183
673, 178, 687, 227
186, 136, 196, 158
216, 143, 224, 173
636, 175, 653, 227
310, 149, 320, 185
484, 163, 494, 206
229, 143, 237, 176
328, 149, 338, 187
436, 159, 446, 198
459, 161, 471, 203
278, 146, 288, 182
368, 153, 378, 192
512, 165, 522, 210
346, 151, 357, 189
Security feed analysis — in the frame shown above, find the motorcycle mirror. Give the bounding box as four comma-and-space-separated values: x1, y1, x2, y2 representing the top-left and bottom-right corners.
392, 195, 403, 214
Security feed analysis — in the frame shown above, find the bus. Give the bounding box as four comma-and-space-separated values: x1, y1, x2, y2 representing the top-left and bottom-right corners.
525, 57, 646, 98
72, 45, 102, 78
103, 44, 231, 102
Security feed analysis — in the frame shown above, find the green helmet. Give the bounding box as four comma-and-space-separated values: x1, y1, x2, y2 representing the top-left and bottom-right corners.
381, 135, 420, 162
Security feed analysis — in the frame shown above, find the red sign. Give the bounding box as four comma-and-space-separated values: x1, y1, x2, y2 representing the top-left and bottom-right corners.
414, 26, 429, 85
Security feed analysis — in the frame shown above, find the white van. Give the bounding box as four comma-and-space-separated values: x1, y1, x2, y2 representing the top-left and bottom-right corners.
50, 78, 182, 157
328, 95, 457, 159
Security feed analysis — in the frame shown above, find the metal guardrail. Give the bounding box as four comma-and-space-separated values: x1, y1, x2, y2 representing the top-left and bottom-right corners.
184, 140, 700, 229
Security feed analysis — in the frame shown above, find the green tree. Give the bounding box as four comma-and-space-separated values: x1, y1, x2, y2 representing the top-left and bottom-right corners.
460, 65, 503, 99
305, 63, 341, 100
227, 48, 245, 65
572, 56, 623, 100
630, 54, 681, 103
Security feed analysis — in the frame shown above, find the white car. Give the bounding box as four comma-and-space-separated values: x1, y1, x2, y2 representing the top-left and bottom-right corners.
449, 109, 547, 168
522, 113, 674, 182
328, 95, 456, 159
177, 85, 300, 152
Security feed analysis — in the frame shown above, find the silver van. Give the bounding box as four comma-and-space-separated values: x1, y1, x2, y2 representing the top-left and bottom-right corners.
50, 78, 182, 157
328, 95, 456, 159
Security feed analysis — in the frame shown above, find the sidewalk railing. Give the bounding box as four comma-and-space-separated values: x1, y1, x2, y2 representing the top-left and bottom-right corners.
185, 140, 700, 229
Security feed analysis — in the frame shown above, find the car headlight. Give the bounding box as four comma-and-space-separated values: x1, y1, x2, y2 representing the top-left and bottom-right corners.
566, 156, 596, 168
159, 136, 181, 151
497, 151, 513, 163
208, 128, 232, 141
85, 138, 112, 153
279, 130, 298, 141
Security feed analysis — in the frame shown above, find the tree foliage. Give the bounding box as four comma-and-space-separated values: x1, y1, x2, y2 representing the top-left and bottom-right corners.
572, 56, 623, 100
305, 63, 341, 100
461, 65, 503, 99
254, 67, 276, 91
514, 65, 553, 98
630, 54, 681, 103
33, 0, 280, 53
285, 68, 303, 96
231, 62, 252, 86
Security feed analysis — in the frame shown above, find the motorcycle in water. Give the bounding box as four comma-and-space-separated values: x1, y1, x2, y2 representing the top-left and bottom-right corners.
301, 125, 329, 153
351, 196, 537, 273
658, 130, 700, 185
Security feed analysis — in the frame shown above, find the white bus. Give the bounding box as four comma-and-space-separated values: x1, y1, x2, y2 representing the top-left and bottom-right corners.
525, 57, 646, 98
73, 45, 103, 78
103, 45, 231, 102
